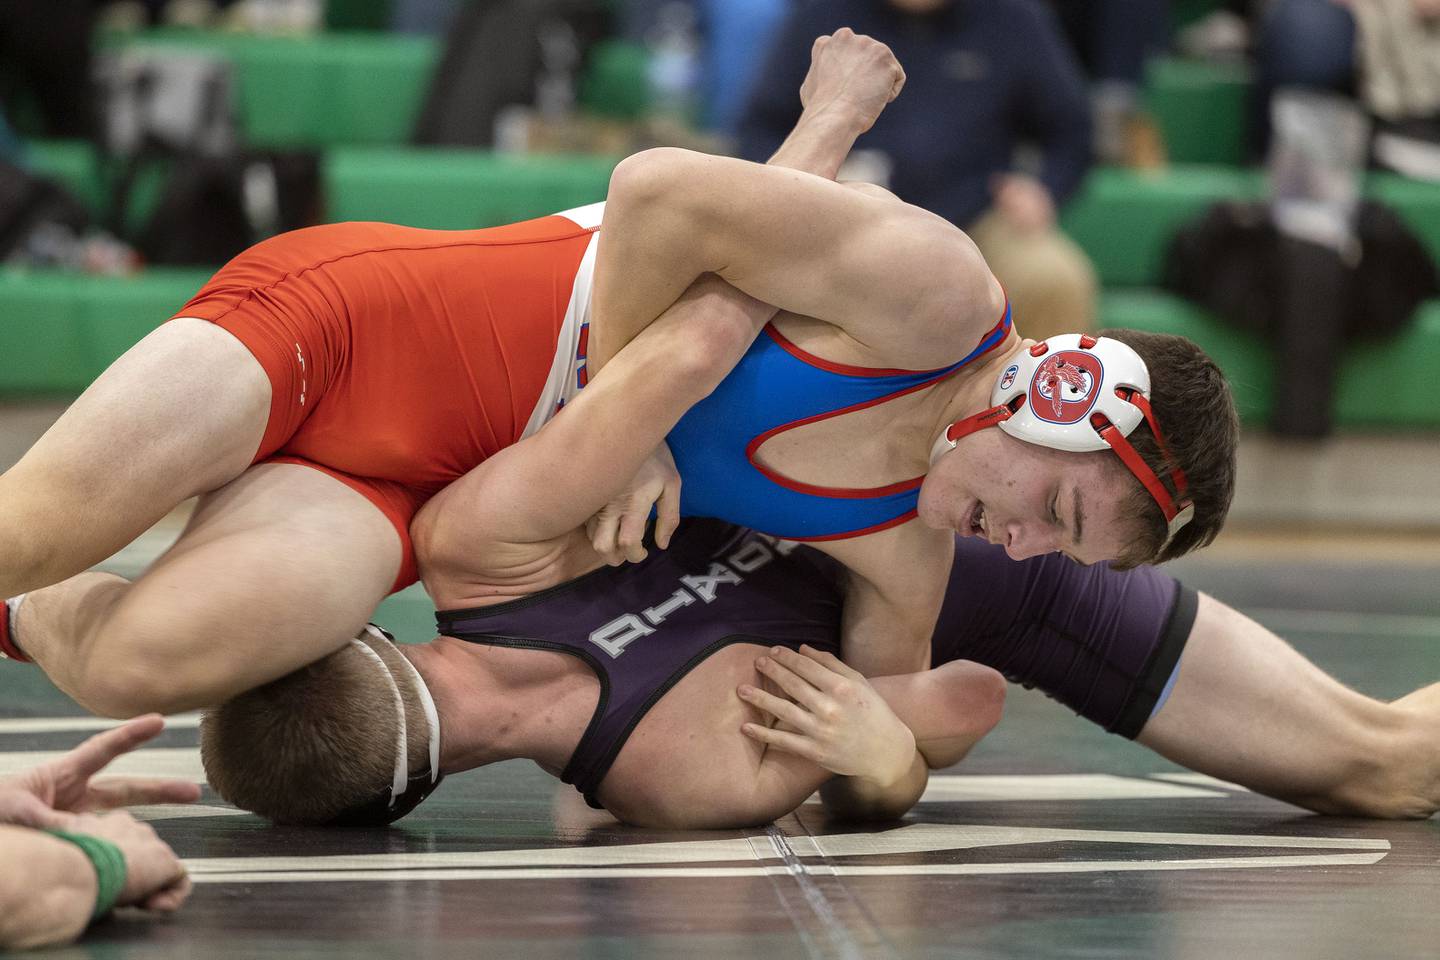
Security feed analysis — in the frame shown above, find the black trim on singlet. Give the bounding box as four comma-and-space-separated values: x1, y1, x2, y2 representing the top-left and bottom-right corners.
1109, 585, 1199, 739
436, 567, 627, 623
439, 632, 612, 783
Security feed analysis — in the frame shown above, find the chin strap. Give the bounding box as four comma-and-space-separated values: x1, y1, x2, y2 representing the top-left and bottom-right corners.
928, 395, 1026, 466
388, 635, 442, 787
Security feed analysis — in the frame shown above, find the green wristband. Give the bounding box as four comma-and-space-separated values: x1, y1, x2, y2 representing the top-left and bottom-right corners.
44, 829, 127, 920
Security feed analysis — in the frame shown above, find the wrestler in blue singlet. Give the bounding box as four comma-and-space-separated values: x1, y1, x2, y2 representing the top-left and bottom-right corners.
666, 304, 1013, 541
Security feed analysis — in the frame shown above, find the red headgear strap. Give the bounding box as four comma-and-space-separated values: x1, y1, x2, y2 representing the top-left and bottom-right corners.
1091, 387, 1194, 549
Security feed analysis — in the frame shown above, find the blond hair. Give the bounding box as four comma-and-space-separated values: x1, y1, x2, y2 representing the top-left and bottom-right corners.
201, 632, 431, 825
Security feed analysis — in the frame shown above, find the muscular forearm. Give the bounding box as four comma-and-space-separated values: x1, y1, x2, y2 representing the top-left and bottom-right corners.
815, 659, 1007, 820
415, 279, 772, 567
872, 664, 1007, 769
0, 827, 96, 950
766, 104, 868, 181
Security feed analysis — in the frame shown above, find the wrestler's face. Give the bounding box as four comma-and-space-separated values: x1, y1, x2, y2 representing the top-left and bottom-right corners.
917, 428, 1138, 564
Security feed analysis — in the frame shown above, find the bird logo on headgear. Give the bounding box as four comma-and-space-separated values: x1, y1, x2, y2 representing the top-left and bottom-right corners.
1031, 352, 1103, 424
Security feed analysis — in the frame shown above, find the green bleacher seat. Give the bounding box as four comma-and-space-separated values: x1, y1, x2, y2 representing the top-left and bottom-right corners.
324, 0, 392, 31
1144, 58, 1252, 167
1370, 173, 1440, 263
1098, 289, 1440, 427
1063, 167, 1440, 288
26, 140, 106, 214
0, 268, 213, 395
106, 30, 437, 148
1062, 166, 1264, 286
325, 147, 618, 227
580, 40, 651, 121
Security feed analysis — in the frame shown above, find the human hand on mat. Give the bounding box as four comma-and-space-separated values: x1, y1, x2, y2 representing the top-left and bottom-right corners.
0, 715, 200, 830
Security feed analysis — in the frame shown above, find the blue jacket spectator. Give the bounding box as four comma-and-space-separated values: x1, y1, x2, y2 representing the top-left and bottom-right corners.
739, 0, 1098, 340
738, 0, 1092, 231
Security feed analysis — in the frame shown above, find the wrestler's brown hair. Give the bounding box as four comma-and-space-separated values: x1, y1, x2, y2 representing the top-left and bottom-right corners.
1098, 328, 1239, 569
200, 634, 431, 825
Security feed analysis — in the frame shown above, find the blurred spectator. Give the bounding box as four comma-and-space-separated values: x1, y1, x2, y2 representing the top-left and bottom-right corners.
391, 0, 462, 34
1247, 0, 1440, 178
1349, 0, 1440, 181
1253, 0, 1358, 156
414, 0, 613, 148
0, 0, 100, 142
1046, 0, 1171, 166
0, 716, 197, 951
739, 0, 1097, 341
621, 0, 790, 134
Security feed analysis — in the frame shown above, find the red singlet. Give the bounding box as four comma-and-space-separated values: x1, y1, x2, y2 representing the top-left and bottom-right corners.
173, 210, 601, 590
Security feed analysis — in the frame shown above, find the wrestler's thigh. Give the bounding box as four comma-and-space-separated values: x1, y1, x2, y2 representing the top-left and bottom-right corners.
108, 462, 400, 710
0, 319, 269, 587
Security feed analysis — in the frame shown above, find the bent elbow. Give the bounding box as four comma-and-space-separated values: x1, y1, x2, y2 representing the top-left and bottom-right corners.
975, 665, 1007, 735
664, 332, 743, 405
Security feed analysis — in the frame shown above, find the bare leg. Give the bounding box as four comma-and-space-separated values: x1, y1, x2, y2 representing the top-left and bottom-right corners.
0, 318, 269, 597
1138, 593, 1437, 818
16, 463, 401, 716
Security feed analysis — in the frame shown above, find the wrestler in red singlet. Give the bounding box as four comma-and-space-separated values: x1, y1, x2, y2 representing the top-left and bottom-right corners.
173, 204, 604, 589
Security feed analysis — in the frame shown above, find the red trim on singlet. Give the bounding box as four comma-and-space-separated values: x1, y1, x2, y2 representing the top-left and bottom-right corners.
744, 377, 940, 499
763, 297, 1013, 378
764, 325, 949, 378
744, 301, 1016, 503
782, 509, 920, 543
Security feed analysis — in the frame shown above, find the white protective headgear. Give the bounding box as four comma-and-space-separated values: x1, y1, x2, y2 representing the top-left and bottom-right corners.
930, 333, 1195, 548
325, 625, 443, 826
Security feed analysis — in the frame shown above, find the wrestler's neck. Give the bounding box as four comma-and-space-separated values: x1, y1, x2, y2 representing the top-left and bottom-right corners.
922, 335, 1027, 455
405, 638, 596, 774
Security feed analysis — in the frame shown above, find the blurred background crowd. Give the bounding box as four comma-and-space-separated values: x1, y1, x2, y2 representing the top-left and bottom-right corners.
0, 0, 1437, 460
